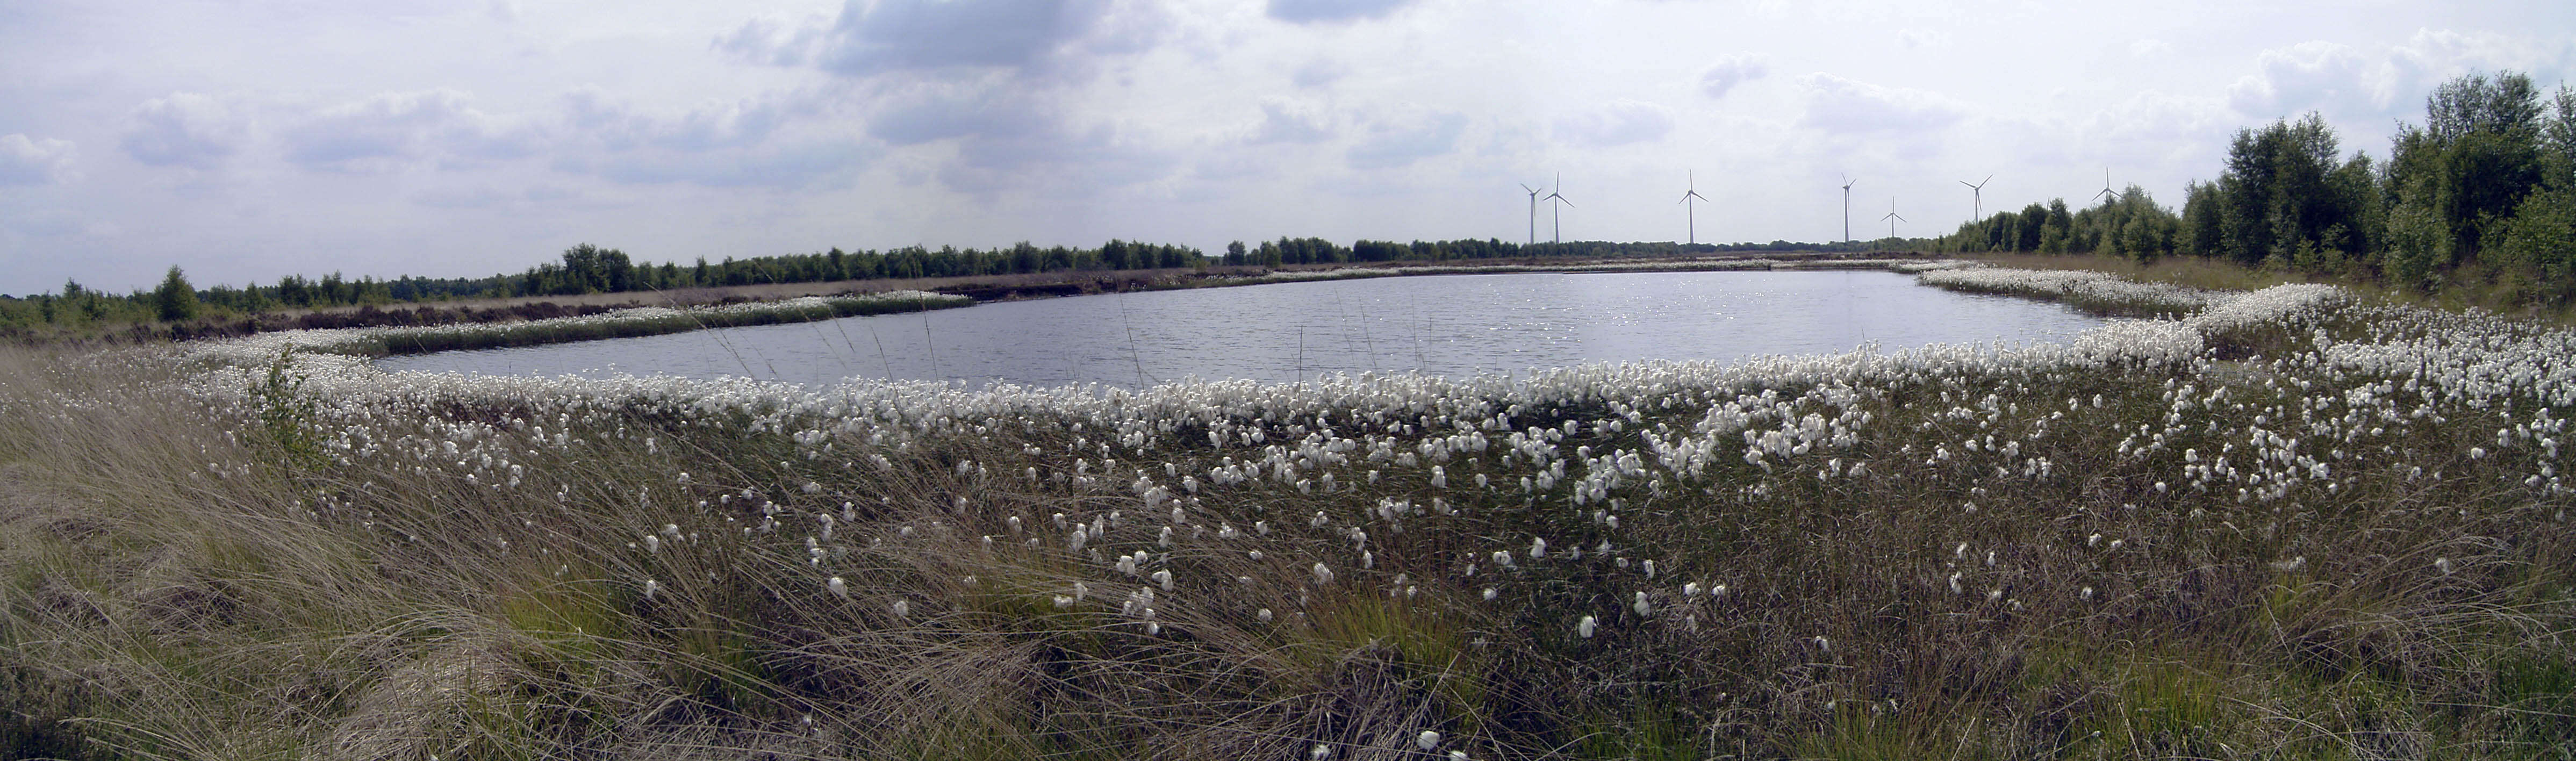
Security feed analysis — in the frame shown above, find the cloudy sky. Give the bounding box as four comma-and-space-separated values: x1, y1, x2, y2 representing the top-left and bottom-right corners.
2, 0, 2572, 297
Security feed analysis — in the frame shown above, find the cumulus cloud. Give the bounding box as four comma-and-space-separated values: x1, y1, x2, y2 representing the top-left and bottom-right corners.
550, 88, 868, 190
714, 12, 835, 67
120, 93, 248, 169
278, 89, 543, 173
1798, 73, 1965, 134
706, 0, 1176, 194
1898, 28, 1948, 49
1699, 54, 1769, 99
1346, 110, 1465, 169
2225, 41, 2392, 120
1267, 0, 1416, 24
0, 134, 77, 185
1554, 100, 1675, 147
1293, 59, 1345, 89
1251, 99, 1333, 144
818, 0, 1110, 75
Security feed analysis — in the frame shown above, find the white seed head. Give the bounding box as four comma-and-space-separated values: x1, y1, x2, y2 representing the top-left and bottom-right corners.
1576, 615, 1598, 638
1151, 569, 1174, 591
827, 576, 848, 599
1312, 562, 1335, 585
1417, 730, 1442, 750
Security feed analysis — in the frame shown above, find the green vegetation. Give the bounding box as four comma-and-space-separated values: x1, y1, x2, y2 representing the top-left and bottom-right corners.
1940, 70, 2576, 310
2, 270, 2569, 758
0, 236, 1913, 343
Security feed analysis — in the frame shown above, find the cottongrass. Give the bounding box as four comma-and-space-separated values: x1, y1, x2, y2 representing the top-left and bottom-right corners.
2, 276, 2571, 759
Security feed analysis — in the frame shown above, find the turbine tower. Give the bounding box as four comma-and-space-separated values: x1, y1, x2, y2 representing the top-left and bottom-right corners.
2091, 167, 2116, 206
1839, 174, 1859, 242
1879, 197, 1906, 241
1960, 174, 1993, 221
1542, 173, 1574, 245
1519, 183, 1542, 246
1678, 170, 1710, 245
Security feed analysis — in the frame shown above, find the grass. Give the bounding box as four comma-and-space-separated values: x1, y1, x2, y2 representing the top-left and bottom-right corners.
1, 266, 2571, 759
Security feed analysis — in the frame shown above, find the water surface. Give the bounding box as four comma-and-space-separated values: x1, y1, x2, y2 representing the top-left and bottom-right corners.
377, 270, 2104, 387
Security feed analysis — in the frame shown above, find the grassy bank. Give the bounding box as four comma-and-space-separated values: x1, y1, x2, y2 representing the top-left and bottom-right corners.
3, 271, 2571, 759
245, 290, 973, 358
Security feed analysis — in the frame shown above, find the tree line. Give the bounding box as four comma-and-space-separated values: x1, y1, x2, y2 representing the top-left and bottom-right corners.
6, 227, 1926, 334
1938, 70, 2576, 303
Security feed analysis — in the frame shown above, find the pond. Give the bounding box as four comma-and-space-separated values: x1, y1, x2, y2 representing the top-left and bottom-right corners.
376, 270, 2107, 387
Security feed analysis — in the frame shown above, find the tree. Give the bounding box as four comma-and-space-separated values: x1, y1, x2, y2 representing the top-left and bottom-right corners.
154, 266, 200, 322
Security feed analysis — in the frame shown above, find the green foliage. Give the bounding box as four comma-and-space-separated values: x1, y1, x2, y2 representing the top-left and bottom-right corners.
2383, 200, 2452, 291
250, 349, 329, 471
153, 265, 199, 322
1956, 70, 2576, 309
2494, 182, 2576, 303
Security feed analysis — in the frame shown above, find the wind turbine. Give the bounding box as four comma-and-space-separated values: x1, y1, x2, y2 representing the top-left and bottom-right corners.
1519, 183, 1542, 246
2091, 167, 2116, 206
1960, 174, 1992, 221
1678, 170, 1710, 245
1879, 197, 1906, 241
1839, 174, 1859, 242
1542, 173, 1574, 245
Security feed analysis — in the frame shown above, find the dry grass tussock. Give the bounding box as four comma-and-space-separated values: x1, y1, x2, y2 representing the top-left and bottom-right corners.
1, 273, 2573, 759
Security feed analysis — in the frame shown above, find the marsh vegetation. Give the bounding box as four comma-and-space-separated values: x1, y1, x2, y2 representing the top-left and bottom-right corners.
3, 265, 2571, 759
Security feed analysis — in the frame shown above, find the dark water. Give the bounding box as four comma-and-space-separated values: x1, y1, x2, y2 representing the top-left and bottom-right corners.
376, 270, 2106, 387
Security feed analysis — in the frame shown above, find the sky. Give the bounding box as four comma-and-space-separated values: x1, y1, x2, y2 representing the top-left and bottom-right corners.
3, 0, 2573, 297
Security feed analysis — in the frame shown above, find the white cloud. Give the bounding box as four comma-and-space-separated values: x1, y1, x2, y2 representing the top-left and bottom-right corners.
1251, 98, 1334, 144
1293, 59, 1345, 89
119, 93, 248, 170
1554, 100, 1675, 148
1267, 0, 1417, 24
1346, 110, 1465, 169
713, 12, 834, 67
0, 134, 76, 185
2130, 38, 2171, 57
1898, 28, 1948, 49
815, 0, 1114, 76
551, 88, 871, 190
2225, 41, 2392, 121
278, 89, 543, 173
1798, 73, 1965, 134
1698, 54, 1769, 99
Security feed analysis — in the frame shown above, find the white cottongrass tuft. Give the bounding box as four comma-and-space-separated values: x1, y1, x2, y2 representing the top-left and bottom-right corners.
1312, 562, 1335, 585
1632, 591, 1652, 616
1151, 569, 1174, 591
827, 576, 849, 600
1417, 729, 1441, 750
1530, 537, 1548, 559
1641, 559, 1657, 579
2435, 557, 2454, 575
1576, 615, 1598, 638
1310, 743, 1332, 760
891, 599, 909, 618
642, 579, 660, 601
1482, 587, 1497, 601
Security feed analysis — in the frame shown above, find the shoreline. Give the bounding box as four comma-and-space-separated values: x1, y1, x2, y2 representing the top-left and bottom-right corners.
214, 253, 1961, 360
